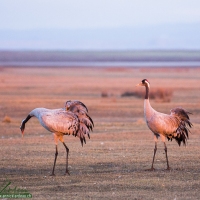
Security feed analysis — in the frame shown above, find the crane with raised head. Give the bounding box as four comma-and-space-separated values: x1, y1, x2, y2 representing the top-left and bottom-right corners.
137, 79, 192, 170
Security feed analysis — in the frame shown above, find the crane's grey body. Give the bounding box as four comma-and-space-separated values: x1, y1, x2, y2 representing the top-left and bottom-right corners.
144, 99, 179, 138
20, 100, 94, 175
138, 79, 192, 170
29, 108, 79, 135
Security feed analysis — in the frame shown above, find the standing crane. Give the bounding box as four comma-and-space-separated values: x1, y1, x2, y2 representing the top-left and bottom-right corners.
137, 79, 192, 170
20, 100, 94, 176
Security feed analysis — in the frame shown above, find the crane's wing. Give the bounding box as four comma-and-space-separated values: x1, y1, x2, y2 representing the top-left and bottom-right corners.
64, 100, 94, 146
41, 108, 93, 146
65, 100, 94, 146
66, 100, 88, 113
66, 100, 93, 125
41, 110, 79, 136
170, 108, 192, 125
169, 107, 193, 145
75, 111, 94, 146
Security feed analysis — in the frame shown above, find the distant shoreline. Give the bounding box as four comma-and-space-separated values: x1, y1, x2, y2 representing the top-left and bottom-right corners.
0, 50, 200, 68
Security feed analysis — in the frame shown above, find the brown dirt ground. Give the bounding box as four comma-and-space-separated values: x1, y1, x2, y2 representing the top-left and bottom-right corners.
0, 66, 200, 200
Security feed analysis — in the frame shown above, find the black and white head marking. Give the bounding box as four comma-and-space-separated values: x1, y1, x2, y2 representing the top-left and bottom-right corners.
142, 79, 150, 88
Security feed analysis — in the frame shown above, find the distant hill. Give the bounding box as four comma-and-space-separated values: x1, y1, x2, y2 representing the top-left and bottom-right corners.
0, 23, 200, 50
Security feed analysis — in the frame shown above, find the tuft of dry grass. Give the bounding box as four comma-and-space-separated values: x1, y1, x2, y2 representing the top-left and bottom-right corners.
101, 91, 116, 98
101, 91, 109, 98
121, 87, 173, 102
2, 115, 11, 123
151, 88, 173, 102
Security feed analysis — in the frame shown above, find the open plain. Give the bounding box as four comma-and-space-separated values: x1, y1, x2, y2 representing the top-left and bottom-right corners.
0, 66, 200, 199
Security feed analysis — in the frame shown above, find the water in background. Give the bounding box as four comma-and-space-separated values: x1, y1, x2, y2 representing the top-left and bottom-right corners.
0, 51, 200, 67
0, 61, 200, 67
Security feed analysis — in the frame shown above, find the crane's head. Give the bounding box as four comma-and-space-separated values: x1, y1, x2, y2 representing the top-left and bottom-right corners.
65, 100, 72, 111
137, 79, 150, 87
20, 119, 26, 138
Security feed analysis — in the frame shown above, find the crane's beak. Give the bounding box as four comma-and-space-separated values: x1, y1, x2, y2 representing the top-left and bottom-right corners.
20, 128, 24, 138
21, 128, 24, 138
136, 82, 143, 87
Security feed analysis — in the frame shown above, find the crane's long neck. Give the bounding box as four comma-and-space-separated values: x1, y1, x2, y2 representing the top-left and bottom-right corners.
22, 114, 32, 124
145, 84, 149, 99
29, 108, 41, 118
144, 83, 155, 120
29, 108, 48, 118
22, 109, 41, 124
20, 108, 46, 136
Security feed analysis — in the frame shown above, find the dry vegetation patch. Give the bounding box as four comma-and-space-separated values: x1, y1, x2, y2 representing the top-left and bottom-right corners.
121, 87, 173, 102
2, 115, 11, 123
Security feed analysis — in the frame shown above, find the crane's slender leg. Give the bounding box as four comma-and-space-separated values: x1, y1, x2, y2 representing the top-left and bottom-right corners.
51, 145, 58, 176
164, 142, 170, 170
63, 142, 70, 175
150, 142, 157, 170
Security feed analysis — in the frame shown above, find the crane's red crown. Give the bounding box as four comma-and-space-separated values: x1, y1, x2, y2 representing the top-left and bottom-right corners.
142, 79, 150, 84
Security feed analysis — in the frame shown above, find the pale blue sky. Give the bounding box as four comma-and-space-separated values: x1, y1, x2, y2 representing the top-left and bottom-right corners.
1, 0, 200, 30
0, 0, 200, 50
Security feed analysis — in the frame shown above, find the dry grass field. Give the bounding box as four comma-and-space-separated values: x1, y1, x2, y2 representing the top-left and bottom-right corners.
0, 66, 200, 199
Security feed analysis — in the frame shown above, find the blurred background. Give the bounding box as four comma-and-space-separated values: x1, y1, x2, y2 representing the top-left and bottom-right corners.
0, 0, 200, 67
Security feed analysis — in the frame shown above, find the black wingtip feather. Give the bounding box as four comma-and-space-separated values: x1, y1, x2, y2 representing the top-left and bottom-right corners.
86, 114, 94, 127
77, 101, 89, 112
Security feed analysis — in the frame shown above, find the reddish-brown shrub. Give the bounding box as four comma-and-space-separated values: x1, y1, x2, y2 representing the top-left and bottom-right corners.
101, 91, 109, 98
121, 88, 173, 102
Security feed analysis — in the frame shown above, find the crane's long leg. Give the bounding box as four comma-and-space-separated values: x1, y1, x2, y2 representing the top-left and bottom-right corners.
164, 142, 170, 170
150, 142, 157, 170
51, 145, 58, 176
62, 142, 70, 175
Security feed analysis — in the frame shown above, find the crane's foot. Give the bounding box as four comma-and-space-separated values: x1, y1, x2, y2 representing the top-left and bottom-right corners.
64, 170, 70, 176
166, 167, 171, 170
145, 167, 155, 171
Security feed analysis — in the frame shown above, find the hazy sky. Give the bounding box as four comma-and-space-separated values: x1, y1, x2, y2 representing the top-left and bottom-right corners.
0, 0, 200, 50
1, 0, 200, 30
